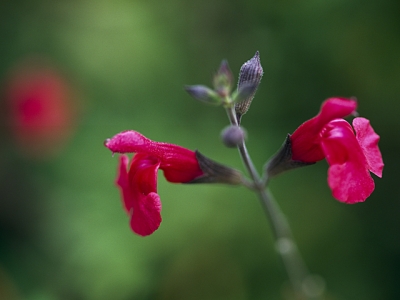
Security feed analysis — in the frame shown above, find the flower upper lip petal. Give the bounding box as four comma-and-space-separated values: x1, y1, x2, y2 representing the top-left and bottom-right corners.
290, 98, 357, 162
105, 130, 204, 183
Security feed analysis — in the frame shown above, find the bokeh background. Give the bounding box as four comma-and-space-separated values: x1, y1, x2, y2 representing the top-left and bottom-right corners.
1, 0, 399, 299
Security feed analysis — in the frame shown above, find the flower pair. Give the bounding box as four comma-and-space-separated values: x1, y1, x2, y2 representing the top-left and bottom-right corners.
105, 98, 383, 236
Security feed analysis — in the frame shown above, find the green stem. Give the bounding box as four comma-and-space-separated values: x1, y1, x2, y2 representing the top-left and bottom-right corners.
226, 106, 323, 299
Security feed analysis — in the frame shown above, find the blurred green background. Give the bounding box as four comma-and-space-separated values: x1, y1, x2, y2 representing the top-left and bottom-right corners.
0, 0, 399, 299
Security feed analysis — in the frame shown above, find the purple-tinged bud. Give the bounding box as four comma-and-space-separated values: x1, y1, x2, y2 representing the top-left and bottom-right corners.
232, 81, 259, 104
213, 60, 234, 97
184, 85, 222, 105
235, 51, 263, 123
221, 125, 247, 148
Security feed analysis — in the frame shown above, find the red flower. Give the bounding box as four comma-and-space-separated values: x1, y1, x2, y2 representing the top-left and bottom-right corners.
290, 98, 383, 203
5, 60, 76, 157
105, 131, 203, 236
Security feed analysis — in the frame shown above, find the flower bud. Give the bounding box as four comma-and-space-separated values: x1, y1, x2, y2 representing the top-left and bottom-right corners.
232, 81, 259, 104
213, 60, 234, 97
221, 125, 247, 148
184, 85, 222, 105
235, 51, 263, 123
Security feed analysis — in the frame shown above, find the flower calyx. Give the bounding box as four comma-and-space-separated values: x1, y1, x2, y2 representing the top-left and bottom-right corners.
187, 151, 243, 185
265, 134, 315, 178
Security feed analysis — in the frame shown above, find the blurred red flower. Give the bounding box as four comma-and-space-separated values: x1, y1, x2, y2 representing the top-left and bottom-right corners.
5, 60, 76, 157
105, 130, 203, 236
290, 98, 383, 203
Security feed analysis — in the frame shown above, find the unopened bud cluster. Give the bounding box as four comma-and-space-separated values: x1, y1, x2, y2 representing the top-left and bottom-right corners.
185, 52, 262, 113
213, 60, 234, 98
184, 60, 234, 106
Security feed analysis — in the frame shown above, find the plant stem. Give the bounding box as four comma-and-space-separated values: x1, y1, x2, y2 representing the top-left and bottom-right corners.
226, 106, 323, 299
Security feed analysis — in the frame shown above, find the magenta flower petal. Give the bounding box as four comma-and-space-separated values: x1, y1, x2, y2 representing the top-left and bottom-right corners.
130, 192, 162, 236
321, 119, 374, 203
116, 153, 162, 236
291, 98, 357, 162
105, 130, 152, 154
116, 155, 134, 213
105, 130, 203, 183
352, 117, 383, 178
